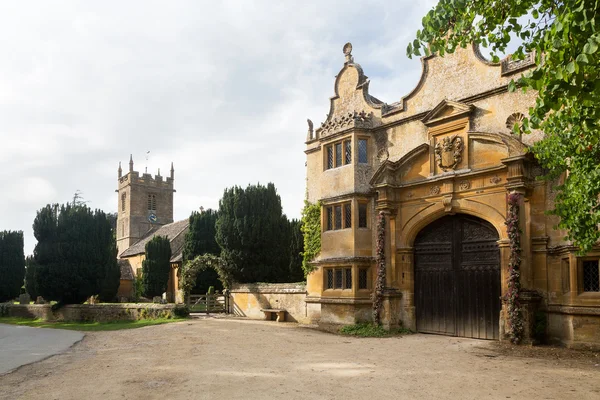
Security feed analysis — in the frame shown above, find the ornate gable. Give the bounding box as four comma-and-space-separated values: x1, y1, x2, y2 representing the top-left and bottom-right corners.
310, 43, 383, 141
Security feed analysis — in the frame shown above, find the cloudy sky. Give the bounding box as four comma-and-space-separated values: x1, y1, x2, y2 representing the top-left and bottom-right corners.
0, 0, 438, 255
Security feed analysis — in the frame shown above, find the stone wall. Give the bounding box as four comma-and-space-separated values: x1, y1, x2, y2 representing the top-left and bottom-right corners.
229, 283, 314, 324
5, 303, 186, 322
547, 306, 600, 350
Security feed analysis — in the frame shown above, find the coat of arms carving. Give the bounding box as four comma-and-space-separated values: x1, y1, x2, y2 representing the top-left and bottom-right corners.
434, 135, 464, 171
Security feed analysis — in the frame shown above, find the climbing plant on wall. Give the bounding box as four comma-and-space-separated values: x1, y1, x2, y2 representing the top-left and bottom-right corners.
179, 254, 233, 297
505, 192, 524, 344
300, 200, 321, 277
372, 211, 386, 326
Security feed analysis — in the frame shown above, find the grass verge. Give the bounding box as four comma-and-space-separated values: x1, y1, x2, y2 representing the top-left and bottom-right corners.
339, 323, 412, 338
0, 317, 185, 331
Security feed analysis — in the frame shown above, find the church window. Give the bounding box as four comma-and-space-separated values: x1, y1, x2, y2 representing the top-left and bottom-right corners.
325, 138, 352, 170
582, 259, 600, 292
358, 203, 368, 228
121, 193, 126, 212
358, 139, 368, 164
147, 194, 157, 211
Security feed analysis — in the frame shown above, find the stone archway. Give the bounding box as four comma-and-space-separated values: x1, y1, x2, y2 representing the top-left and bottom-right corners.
413, 214, 501, 340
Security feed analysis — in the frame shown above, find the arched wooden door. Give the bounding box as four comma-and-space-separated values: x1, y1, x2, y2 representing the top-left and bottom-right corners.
414, 214, 501, 340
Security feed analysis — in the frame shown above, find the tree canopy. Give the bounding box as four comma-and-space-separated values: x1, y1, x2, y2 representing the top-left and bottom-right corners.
0, 231, 26, 302
142, 235, 172, 298
33, 204, 119, 304
182, 209, 223, 293
408, 0, 600, 252
216, 183, 292, 283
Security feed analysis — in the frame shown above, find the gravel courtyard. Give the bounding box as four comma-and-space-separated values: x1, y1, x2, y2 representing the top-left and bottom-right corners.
1, 317, 599, 400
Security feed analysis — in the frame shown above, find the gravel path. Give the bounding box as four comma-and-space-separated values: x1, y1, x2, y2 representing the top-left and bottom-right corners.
0, 317, 598, 400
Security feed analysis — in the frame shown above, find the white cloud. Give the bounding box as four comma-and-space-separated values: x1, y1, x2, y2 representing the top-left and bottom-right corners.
0, 0, 435, 254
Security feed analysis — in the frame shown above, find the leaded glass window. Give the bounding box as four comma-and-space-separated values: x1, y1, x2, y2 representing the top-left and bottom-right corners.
345, 268, 352, 289
335, 142, 342, 167
334, 269, 343, 289
334, 206, 342, 230
358, 139, 368, 164
326, 269, 334, 289
327, 146, 334, 169
358, 203, 367, 228
359, 268, 368, 289
344, 140, 352, 164
583, 260, 600, 292
344, 204, 352, 229
326, 206, 333, 231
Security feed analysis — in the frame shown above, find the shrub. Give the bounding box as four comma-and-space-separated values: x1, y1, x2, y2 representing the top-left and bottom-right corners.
0, 231, 26, 303
142, 236, 171, 298
173, 305, 190, 318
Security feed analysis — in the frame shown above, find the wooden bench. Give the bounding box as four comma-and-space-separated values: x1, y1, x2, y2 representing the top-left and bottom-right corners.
260, 308, 286, 322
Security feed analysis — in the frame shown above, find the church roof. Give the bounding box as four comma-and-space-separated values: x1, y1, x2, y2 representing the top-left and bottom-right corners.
119, 219, 189, 261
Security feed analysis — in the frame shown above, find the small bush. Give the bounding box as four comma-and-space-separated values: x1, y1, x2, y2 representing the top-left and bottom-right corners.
340, 323, 412, 338
173, 305, 190, 318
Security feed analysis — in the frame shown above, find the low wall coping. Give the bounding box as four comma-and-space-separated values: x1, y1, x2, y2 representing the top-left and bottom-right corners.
6, 303, 182, 311
230, 283, 307, 294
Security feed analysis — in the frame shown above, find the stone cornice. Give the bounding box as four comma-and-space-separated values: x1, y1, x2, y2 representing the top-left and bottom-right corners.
311, 256, 375, 266
305, 296, 372, 305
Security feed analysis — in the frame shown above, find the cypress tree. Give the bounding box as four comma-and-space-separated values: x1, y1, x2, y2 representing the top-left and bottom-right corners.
182, 209, 222, 293
33, 203, 119, 304
24, 256, 38, 300
0, 231, 26, 302
287, 219, 304, 282
215, 183, 289, 283
142, 235, 172, 298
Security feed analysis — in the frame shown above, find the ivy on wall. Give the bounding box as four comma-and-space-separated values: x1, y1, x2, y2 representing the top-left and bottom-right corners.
300, 201, 321, 277
505, 192, 524, 344
179, 254, 232, 296
372, 211, 386, 325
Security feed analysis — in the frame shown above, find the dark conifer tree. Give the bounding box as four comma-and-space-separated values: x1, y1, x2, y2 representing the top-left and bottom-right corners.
287, 219, 304, 282
182, 209, 222, 293
33, 204, 119, 304
24, 256, 38, 300
0, 231, 26, 302
142, 235, 172, 298
216, 183, 290, 283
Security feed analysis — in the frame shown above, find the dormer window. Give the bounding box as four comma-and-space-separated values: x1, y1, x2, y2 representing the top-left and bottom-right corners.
147, 194, 157, 211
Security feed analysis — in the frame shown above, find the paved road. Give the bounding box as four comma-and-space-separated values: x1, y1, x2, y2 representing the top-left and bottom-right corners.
0, 324, 83, 375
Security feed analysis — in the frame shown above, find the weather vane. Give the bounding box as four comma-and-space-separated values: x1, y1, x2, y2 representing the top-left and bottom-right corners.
145, 151, 150, 173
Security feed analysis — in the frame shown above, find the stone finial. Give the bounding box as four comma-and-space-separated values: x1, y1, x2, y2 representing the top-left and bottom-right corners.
129, 154, 134, 172
118, 161, 122, 178
157, 168, 161, 177
343, 42, 354, 64
307, 118, 314, 141
170, 162, 174, 179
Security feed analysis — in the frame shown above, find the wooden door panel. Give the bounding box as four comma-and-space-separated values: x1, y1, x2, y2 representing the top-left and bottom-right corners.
415, 215, 500, 340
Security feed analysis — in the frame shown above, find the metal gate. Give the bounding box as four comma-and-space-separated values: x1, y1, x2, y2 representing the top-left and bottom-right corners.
414, 215, 500, 340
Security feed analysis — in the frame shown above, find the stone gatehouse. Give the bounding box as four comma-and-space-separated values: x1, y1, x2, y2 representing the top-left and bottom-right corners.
303, 43, 600, 348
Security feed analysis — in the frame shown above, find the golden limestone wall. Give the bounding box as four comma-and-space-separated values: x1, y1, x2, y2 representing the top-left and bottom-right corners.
304, 44, 600, 348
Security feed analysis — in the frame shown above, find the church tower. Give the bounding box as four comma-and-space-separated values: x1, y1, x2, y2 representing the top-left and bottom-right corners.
116, 155, 175, 255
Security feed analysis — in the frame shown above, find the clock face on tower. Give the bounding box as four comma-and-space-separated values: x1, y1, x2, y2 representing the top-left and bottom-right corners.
148, 213, 158, 223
